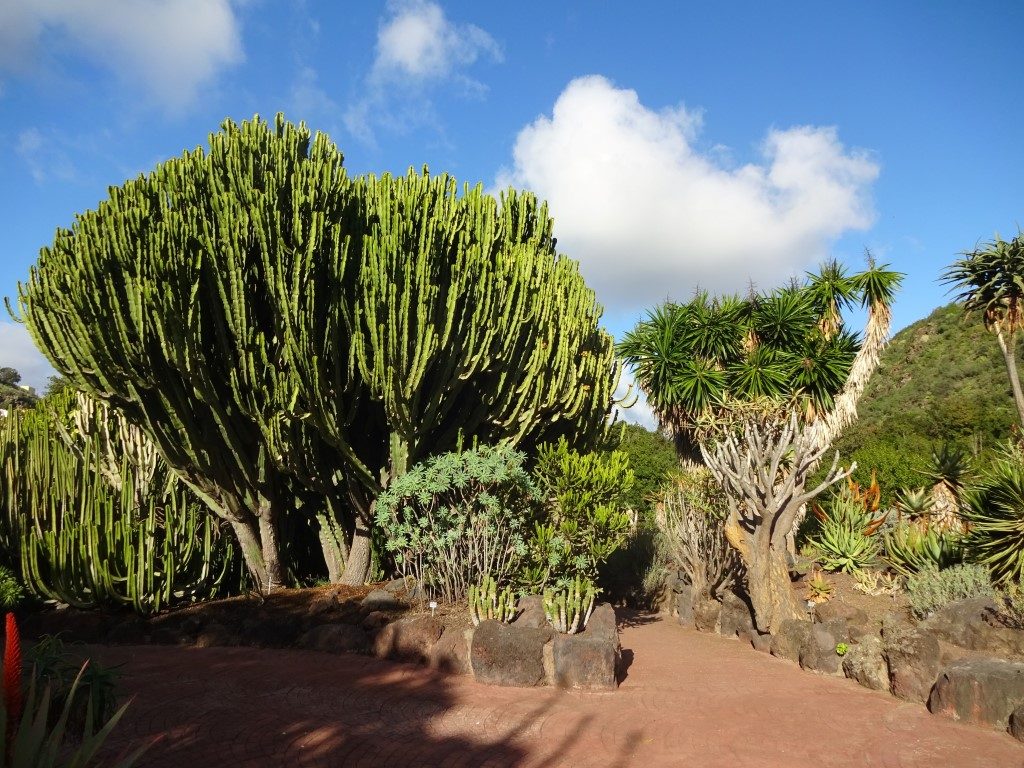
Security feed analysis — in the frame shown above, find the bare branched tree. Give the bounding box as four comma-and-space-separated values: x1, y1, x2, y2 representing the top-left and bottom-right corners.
703, 411, 855, 634
658, 469, 741, 605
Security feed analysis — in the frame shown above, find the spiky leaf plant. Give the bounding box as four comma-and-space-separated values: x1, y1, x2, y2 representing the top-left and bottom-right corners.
807, 478, 886, 573
922, 442, 971, 532
883, 519, 963, 577
962, 446, 1024, 584
894, 487, 934, 520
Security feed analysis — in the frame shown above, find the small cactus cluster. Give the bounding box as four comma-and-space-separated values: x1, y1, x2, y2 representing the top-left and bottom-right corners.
468, 575, 516, 627
543, 576, 597, 634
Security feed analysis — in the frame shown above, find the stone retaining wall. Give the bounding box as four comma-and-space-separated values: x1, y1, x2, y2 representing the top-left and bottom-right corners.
669, 575, 1024, 742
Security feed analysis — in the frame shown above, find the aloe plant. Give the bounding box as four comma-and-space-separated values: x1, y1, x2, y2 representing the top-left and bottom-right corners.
807, 479, 886, 573
883, 519, 963, 577
1, 613, 145, 767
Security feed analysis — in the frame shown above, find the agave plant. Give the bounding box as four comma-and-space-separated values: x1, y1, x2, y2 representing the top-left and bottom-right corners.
883, 519, 963, 577
962, 447, 1024, 584
893, 487, 934, 520
807, 478, 886, 573
805, 568, 833, 603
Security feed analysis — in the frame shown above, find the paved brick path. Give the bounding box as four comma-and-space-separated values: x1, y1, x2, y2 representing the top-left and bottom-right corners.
92, 613, 1024, 767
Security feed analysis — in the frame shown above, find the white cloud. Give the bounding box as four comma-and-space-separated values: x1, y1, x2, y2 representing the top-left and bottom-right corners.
345, 0, 501, 142
0, 0, 243, 110
16, 127, 80, 184
372, 0, 501, 81
0, 323, 55, 392
496, 76, 880, 311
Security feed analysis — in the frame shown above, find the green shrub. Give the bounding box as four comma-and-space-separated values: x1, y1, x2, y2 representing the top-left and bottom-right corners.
607, 424, 677, 517
528, 438, 634, 589
962, 446, 1024, 584
906, 564, 995, 619
375, 445, 540, 603
598, 523, 665, 608
0, 565, 24, 609
597, 426, 677, 606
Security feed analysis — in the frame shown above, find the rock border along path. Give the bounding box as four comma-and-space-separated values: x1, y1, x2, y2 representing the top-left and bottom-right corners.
94, 612, 1024, 767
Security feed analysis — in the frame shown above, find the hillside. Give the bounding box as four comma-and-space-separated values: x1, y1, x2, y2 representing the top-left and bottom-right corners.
831, 302, 1019, 501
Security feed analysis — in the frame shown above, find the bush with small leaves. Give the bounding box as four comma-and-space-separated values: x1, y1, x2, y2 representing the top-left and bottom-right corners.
527, 438, 634, 590
906, 563, 995, 619
375, 445, 541, 603
0, 566, 24, 609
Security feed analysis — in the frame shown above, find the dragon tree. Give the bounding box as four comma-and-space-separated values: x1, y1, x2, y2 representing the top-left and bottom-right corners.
943, 231, 1024, 428
618, 257, 902, 464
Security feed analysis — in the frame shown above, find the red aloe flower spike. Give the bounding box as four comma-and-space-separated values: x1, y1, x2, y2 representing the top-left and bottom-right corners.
3, 612, 22, 726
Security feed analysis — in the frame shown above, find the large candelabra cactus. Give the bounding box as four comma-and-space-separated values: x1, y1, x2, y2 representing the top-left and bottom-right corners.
17, 115, 619, 588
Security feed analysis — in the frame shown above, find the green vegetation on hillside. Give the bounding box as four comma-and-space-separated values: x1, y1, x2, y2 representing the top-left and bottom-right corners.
830, 302, 1019, 503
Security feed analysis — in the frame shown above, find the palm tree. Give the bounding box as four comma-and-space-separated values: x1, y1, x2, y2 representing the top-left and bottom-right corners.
943, 232, 1024, 427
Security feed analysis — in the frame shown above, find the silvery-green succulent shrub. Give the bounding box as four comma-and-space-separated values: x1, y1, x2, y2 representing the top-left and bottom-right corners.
906, 563, 995, 619
376, 445, 540, 603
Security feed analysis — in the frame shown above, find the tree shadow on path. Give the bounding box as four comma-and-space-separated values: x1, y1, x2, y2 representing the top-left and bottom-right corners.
88, 644, 578, 767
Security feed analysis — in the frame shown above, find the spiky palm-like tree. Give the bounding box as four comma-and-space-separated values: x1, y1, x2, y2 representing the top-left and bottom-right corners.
618, 256, 901, 461
803, 256, 903, 455
962, 445, 1024, 584
943, 232, 1024, 427
922, 443, 970, 533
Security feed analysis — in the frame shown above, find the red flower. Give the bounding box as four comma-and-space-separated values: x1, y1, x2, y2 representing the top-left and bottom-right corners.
3, 613, 22, 728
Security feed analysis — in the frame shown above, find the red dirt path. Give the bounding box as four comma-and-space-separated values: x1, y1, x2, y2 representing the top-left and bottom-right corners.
93, 613, 1024, 767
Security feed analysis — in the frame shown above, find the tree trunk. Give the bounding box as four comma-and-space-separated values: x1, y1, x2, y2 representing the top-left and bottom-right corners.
996, 328, 1024, 428
258, 509, 286, 592
734, 523, 804, 634
230, 518, 268, 589
317, 512, 349, 584
340, 513, 373, 585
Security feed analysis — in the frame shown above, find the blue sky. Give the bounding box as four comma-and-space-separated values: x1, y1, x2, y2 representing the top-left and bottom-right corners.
1, 1, 1022, 426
